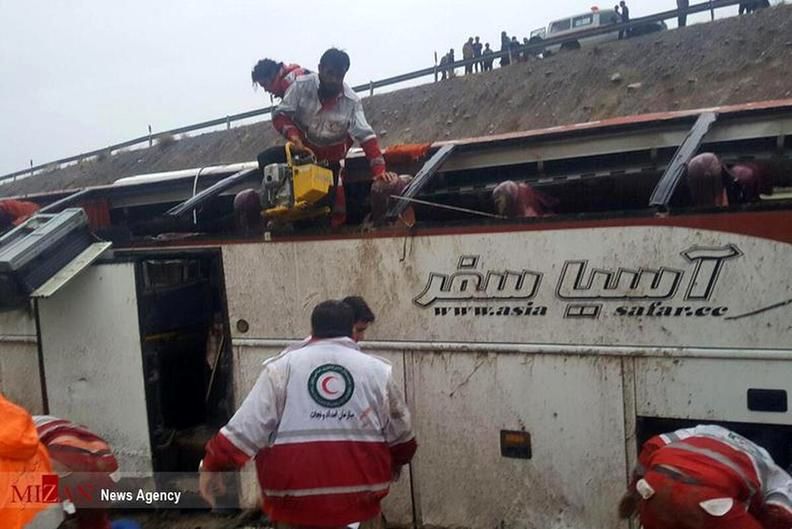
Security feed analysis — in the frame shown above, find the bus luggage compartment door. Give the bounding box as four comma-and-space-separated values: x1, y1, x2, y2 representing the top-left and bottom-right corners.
636, 356, 792, 425
37, 261, 153, 473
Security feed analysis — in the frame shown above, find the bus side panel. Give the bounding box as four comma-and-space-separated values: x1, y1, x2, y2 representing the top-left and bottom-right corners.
409, 351, 628, 529
223, 227, 792, 350
38, 263, 153, 473
223, 242, 302, 340
0, 309, 42, 412
637, 357, 792, 424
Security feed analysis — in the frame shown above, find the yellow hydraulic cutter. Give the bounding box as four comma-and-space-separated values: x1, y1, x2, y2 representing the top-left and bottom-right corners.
261, 143, 334, 222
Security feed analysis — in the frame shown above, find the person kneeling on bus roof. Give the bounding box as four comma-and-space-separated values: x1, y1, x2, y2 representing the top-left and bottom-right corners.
271, 48, 397, 227
251, 58, 309, 100
619, 424, 792, 529
685, 152, 774, 207
492, 181, 559, 218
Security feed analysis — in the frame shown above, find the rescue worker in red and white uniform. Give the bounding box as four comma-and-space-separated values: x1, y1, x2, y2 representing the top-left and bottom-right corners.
0, 199, 39, 232
619, 425, 792, 529
686, 152, 777, 208
199, 300, 416, 528
251, 59, 310, 99
34, 416, 120, 529
272, 48, 397, 226
491, 180, 559, 218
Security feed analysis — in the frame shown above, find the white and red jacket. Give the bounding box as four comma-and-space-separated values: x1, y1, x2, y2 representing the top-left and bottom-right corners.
203, 337, 416, 526
267, 63, 309, 99
637, 425, 792, 528
272, 73, 386, 178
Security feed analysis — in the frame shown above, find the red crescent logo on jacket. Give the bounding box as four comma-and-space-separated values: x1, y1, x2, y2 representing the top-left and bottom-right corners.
308, 364, 355, 408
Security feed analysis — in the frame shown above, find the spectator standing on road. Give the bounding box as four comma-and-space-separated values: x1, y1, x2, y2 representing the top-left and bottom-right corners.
439, 53, 449, 80
500, 31, 511, 66
521, 38, 531, 61
741, 0, 770, 14
462, 37, 475, 74
446, 48, 456, 78
510, 36, 522, 62
677, 0, 689, 26
473, 36, 483, 72
618, 1, 630, 39
482, 43, 494, 71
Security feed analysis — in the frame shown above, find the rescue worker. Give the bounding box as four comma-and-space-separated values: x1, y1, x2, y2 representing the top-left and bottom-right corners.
492, 181, 559, 218
686, 152, 774, 207
686, 153, 729, 207
342, 295, 376, 342
619, 424, 792, 529
0, 394, 62, 529
199, 300, 417, 528
0, 199, 39, 232
272, 48, 393, 226
369, 172, 413, 225
34, 416, 120, 529
250, 58, 309, 99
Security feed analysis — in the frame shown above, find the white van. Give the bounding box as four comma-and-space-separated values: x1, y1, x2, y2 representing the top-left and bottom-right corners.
538, 7, 665, 53
541, 8, 621, 53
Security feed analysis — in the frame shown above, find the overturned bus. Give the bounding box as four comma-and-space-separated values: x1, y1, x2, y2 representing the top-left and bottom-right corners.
1, 99, 792, 529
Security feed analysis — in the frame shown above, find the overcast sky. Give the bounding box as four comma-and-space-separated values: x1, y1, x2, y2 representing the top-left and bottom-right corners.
0, 0, 743, 176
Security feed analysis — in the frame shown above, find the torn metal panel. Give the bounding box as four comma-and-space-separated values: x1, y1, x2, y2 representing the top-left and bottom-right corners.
31, 241, 112, 298
650, 112, 719, 207
386, 144, 455, 220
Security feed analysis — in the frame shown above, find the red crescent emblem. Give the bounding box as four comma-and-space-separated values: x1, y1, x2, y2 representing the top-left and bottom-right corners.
321, 375, 340, 395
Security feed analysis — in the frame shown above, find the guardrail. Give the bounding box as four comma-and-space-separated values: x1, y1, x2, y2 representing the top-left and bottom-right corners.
0, 0, 744, 185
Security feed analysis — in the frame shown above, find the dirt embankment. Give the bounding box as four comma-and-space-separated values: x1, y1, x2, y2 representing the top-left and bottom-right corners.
4, 5, 792, 197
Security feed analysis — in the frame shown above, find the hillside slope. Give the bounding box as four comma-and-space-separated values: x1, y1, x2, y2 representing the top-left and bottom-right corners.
4, 5, 792, 197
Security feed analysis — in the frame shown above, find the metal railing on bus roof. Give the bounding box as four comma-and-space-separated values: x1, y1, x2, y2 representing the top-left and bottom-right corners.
0, 0, 744, 186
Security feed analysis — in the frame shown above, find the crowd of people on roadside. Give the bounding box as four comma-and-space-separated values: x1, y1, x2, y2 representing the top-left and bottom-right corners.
438, 0, 773, 79
438, 1, 634, 79
438, 30, 545, 80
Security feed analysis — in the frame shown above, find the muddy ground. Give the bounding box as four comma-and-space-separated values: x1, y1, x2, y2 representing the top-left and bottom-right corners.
4, 5, 792, 199
60, 510, 264, 529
